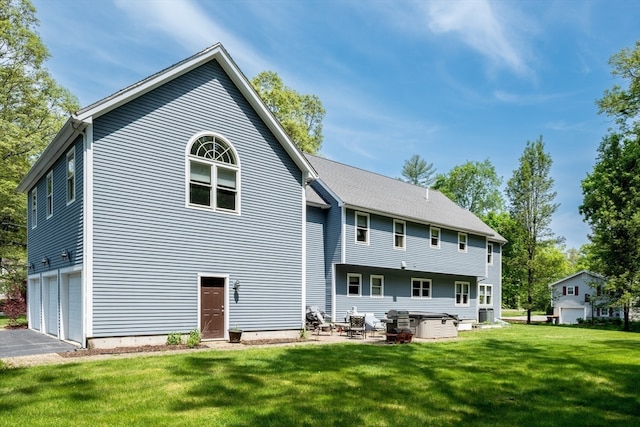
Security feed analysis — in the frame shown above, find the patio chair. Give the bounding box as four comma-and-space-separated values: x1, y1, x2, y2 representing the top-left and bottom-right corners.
349, 315, 366, 339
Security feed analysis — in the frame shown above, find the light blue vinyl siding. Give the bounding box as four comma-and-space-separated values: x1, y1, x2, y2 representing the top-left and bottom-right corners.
485, 242, 502, 314
90, 60, 305, 337
344, 209, 487, 277
27, 136, 84, 273
306, 206, 327, 309
334, 265, 478, 321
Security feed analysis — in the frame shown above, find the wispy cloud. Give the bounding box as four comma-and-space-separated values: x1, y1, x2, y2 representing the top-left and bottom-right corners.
493, 90, 573, 105
424, 0, 534, 77
113, 0, 269, 74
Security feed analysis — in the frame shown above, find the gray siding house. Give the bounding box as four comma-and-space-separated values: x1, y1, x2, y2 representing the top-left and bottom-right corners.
305, 155, 506, 326
18, 43, 505, 348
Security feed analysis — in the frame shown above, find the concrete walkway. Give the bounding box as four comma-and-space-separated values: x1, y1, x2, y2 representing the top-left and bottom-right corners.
0, 329, 78, 358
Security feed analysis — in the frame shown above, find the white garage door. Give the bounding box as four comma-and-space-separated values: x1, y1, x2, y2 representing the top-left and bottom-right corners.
561, 307, 585, 325
43, 276, 59, 336
28, 278, 41, 331
67, 273, 82, 343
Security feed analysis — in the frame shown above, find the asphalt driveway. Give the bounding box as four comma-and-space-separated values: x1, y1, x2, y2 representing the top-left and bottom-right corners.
0, 329, 78, 358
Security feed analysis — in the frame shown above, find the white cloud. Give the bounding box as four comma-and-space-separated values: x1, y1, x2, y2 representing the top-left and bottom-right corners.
113, 0, 269, 74
424, 0, 533, 77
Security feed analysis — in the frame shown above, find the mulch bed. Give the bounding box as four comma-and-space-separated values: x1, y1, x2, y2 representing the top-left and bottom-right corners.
58, 338, 306, 358
59, 344, 207, 358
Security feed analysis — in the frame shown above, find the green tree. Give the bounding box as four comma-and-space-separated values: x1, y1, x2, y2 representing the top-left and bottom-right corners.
251, 71, 325, 154
0, 0, 79, 294
580, 132, 640, 331
580, 41, 640, 331
506, 137, 560, 323
400, 154, 436, 187
483, 211, 525, 308
433, 159, 504, 216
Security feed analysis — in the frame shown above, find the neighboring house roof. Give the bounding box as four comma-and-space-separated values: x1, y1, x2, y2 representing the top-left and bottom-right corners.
17, 43, 317, 193
306, 154, 507, 243
548, 270, 605, 288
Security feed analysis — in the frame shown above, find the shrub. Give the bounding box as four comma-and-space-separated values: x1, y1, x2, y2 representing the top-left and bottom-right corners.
3, 283, 26, 327
166, 332, 183, 345
186, 329, 201, 348
576, 318, 584, 324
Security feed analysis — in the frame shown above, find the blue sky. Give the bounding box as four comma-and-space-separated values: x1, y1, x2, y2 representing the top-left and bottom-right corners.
33, 0, 640, 250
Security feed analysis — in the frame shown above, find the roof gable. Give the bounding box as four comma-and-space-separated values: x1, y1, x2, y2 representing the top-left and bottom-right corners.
18, 43, 316, 192
306, 154, 506, 242
549, 270, 605, 288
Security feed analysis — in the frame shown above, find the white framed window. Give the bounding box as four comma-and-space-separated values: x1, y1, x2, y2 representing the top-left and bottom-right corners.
355, 212, 369, 244
347, 273, 362, 297
66, 148, 76, 204
458, 233, 467, 253
430, 226, 440, 248
394, 219, 406, 250
479, 284, 493, 306
46, 171, 53, 219
31, 188, 37, 229
412, 278, 432, 299
187, 134, 239, 213
567, 286, 575, 296
487, 243, 493, 265
370, 275, 384, 298
455, 281, 470, 306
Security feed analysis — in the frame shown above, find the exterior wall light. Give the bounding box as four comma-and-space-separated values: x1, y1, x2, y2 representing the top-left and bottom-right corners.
41, 257, 49, 266
61, 249, 70, 260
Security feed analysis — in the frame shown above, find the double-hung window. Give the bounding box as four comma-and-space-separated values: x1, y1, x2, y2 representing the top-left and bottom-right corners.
455, 281, 470, 306
355, 212, 369, 244
412, 278, 431, 299
430, 227, 440, 248
370, 275, 384, 298
487, 243, 493, 265
188, 134, 239, 213
66, 148, 76, 204
394, 219, 405, 250
479, 284, 492, 306
458, 233, 467, 252
348, 273, 362, 296
31, 188, 37, 229
46, 171, 53, 219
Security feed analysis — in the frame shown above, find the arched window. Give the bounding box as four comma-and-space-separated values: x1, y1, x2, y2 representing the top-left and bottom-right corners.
187, 134, 239, 212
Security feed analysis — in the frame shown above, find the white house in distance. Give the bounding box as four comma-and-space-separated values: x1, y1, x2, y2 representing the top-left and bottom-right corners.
549, 270, 622, 324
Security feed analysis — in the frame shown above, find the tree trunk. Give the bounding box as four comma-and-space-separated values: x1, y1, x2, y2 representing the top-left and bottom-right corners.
623, 304, 630, 332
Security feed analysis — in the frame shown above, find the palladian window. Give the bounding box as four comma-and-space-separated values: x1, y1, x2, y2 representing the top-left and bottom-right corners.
188, 134, 239, 212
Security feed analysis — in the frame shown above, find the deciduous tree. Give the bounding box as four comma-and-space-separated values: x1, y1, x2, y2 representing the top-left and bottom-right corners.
506, 137, 559, 323
581, 41, 640, 331
251, 71, 325, 154
0, 0, 78, 295
433, 159, 504, 216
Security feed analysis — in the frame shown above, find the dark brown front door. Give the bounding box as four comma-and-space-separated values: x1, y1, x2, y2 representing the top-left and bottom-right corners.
200, 277, 225, 339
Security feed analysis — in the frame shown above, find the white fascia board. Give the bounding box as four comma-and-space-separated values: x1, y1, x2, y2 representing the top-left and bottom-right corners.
17, 118, 87, 193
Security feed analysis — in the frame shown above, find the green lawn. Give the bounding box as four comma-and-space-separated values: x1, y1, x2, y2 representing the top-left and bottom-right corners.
1, 325, 639, 426
501, 309, 546, 317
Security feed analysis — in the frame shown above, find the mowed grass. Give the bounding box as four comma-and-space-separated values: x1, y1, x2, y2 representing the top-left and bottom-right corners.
1, 325, 639, 426
0, 314, 27, 329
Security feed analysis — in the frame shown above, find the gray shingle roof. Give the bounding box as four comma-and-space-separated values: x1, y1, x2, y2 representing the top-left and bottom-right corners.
306, 154, 506, 243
